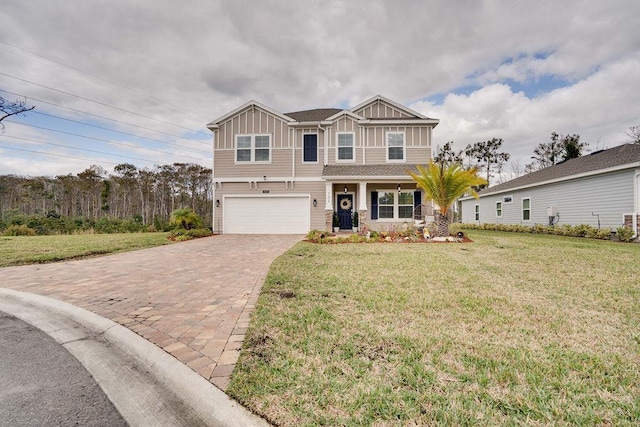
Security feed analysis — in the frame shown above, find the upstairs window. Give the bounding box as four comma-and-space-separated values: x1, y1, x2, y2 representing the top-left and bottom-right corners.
303, 134, 318, 163
386, 132, 405, 162
236, 134, 271, 163
337, 133, 354, 161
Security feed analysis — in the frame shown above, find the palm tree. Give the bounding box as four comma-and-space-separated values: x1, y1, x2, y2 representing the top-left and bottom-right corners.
408, 161, 487, 237
169, 208, 202, 230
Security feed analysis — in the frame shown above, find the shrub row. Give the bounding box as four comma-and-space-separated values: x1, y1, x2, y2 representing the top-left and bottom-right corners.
456, 222, 636, 242
0, 212, 171, 235
168, 228, 213, 241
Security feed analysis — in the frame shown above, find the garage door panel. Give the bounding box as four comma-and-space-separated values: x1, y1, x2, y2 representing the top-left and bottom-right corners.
224, 196, 309, 234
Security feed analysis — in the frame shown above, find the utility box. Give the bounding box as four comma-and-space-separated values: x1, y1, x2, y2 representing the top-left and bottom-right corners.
547, 206, 554, 217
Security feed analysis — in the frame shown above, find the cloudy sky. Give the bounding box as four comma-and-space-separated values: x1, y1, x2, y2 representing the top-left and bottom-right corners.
2, 0, 639, 178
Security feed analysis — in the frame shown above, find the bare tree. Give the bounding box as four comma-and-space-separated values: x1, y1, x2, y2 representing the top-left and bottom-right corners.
0, 96, 35, 132
626, 126, 640, 144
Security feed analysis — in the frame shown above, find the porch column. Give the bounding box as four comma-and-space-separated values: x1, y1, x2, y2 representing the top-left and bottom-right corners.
325, 182, 334, 231
358, 182, 367, 211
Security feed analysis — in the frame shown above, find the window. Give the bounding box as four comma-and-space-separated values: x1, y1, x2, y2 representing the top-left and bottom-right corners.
337, 133, 354, 161
475, 204, 480, 221
496, 201, 502, 218
522, 198, 531, 221
386, 132, 405, 162
303, 134, 318, 163
377, 191, 414, 220
503, 195, 513, 204
236, 134, 271, 163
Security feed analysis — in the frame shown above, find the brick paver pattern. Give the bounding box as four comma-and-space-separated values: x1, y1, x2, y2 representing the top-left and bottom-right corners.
2, 234, 301, 390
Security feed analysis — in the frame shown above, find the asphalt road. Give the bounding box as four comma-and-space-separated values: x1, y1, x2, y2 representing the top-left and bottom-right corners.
0, 311, 127, 427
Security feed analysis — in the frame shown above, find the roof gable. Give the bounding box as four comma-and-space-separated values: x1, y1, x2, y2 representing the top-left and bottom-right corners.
478, 144, 640, 197
351, 94, 426, 120
207, 101, 293, 129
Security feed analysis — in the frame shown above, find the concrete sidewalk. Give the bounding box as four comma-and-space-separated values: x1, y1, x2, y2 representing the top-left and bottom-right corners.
2, 234, 301, 390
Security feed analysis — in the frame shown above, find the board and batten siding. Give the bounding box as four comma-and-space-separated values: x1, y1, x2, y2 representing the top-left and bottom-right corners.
214, 107, 289, 150
461, 169, 635, 229
354, 99, 415, 119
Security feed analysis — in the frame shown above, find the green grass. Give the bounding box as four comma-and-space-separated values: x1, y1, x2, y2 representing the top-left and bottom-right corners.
0, 232, 174, 267
228, 230, 640, 426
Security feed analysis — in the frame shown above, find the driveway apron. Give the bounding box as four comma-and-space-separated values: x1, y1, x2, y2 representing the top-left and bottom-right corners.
2, 234, 301, 390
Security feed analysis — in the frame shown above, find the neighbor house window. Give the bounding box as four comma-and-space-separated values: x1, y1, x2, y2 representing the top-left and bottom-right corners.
496, 201, 502, 218
475, 204, 479, 221
236, 134, 271, 163
386, 132, 405, 162
522, 198, 531, 221
337, 132, 354, 161
378, 191, 413, 219
503, 195, 513, 204
303, 134, 318, 163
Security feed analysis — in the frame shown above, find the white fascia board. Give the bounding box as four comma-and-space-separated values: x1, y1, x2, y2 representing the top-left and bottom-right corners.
323, 175, 416, 182
214, 176, 323, 183
461, 162, 640, 201
362, 119, 440, 126
206, 100, 293, 129
288, 120, 333, 127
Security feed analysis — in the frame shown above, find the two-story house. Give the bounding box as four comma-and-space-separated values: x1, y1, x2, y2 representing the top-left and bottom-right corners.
206, 95, 439, 234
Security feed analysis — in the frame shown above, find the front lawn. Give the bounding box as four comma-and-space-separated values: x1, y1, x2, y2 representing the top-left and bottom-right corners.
229, 230, 640, 426
0, 232, 173, 267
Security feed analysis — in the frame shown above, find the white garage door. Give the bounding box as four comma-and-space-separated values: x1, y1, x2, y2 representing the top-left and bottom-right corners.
224, 195, 310, 234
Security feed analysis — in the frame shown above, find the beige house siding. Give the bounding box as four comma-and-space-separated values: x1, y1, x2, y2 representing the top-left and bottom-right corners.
354, 99, 416, 119
293, 128, 326, 177
214, 148, 294, 178
326, 116, 361, 165
214, 106, 290, 150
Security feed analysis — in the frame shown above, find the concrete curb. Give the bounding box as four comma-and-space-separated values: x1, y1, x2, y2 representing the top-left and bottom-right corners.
0, 288, 269, 427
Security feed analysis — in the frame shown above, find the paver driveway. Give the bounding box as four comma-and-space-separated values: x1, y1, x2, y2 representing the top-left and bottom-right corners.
2, 234, 301, 390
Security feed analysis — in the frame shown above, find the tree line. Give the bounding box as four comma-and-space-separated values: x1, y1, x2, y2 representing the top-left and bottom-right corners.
0, 162, 213, 231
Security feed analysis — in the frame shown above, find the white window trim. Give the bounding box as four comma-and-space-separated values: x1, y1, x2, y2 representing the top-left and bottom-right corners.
522, 197, 531, 222
385, 131, 406, 163
302, 133, 319, 164
336, 132, 355, 163
235, 134, 272, 164
376, 189, 414, 222
496, 201, 502, 218
475, 204, 480, 222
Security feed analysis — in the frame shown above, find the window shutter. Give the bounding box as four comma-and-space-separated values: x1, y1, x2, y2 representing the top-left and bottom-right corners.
414, 190, 421, 209
371, 191, 378, 220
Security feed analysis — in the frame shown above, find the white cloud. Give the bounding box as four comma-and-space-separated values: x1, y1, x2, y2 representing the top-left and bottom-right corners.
1, 0, 639, 176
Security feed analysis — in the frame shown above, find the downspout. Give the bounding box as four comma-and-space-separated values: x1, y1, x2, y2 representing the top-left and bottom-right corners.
634, 170, 639, 237
291, 127, 295, 189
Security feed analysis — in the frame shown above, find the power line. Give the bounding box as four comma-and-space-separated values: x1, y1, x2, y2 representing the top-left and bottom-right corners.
0, 40, 209, 123
1, 134, 159, 164
0, 143, 121, 166
7, 120, 207, 161
0, 88, 210, 146
0, 71, 211, 137
30, 110, 211, 154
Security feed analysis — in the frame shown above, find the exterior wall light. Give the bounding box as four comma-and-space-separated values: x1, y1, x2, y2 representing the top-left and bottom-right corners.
215, 199, 220, 207
397, 185, 402, 192
313, 199, 317, 207
344, 186, 348, 193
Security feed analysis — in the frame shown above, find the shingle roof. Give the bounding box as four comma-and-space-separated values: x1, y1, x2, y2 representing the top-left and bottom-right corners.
479, 143, 640, 196
323, 164, 420, 178
285, 108, 343, 122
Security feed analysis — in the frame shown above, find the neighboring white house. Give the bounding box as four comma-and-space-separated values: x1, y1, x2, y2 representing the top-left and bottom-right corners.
460, 144, 640, 237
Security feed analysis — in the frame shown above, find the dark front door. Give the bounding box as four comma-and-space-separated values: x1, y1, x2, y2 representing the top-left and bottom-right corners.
337, 194, 353, 229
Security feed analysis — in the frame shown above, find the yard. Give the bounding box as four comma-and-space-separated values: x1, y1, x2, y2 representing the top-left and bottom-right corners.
0, 233, 173, 267
228, 230, 640, 426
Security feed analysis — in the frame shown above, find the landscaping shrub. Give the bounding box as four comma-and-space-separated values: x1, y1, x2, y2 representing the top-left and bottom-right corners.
459, 222, 634, 241
616, 226, 635, 242
168, 227, 212, 241
4, 224, 36, 236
